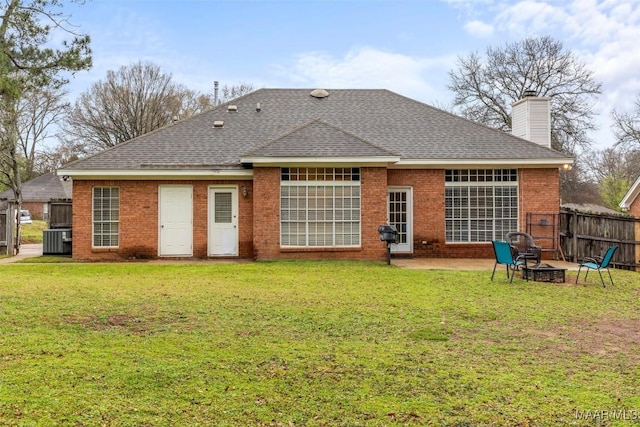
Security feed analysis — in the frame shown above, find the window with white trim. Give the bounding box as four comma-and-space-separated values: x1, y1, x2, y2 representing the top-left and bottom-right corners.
281, 168, 361, 247
93, 187, 120, 247
445, 169, 518, 243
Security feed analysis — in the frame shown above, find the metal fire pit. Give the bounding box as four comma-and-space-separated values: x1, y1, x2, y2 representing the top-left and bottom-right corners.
522, 263, 567, 283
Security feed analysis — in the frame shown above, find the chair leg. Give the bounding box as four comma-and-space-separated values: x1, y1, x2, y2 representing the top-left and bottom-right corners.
598, 269, 606, 287
575, 266, 582, 284
606, 268, 614, 286
491, 263, 497, 280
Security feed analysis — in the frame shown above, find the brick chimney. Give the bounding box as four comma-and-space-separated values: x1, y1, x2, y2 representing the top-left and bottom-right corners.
511, 91, 551, 148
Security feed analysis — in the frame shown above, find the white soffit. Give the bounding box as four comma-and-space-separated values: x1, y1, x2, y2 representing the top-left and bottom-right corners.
57, 169, 254, 180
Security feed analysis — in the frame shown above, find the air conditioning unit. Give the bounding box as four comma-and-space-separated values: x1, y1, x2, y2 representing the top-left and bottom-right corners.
43, 228, 72, 255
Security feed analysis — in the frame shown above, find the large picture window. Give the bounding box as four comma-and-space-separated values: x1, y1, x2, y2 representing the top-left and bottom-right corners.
93, 187, 120, 247
445, 169, 518, 243
281, 168, 361, 247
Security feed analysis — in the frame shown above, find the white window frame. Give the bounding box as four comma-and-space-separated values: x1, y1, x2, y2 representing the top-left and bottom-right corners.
92, 186, 120, 248
445, 169, 518, 243
280, 168, 361, 248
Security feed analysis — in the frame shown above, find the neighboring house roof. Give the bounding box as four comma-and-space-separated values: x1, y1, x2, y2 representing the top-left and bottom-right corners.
620, 176, 640, 211
561, 203, 623, 216
59, 89, 572, 177
0, 172, 72, 201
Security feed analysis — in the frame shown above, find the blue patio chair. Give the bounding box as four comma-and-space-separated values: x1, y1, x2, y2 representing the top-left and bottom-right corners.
492, 240, 525, 283
575, 245, 618, 287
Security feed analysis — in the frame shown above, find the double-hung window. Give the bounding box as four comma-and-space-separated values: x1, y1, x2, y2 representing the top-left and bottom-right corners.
93, 187, 120, 247
281, 168, 361, 247
445, 169, 518, 243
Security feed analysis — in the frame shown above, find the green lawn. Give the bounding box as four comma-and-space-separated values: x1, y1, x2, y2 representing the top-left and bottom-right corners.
19, 220, 47, 244
0, 261, 638, 426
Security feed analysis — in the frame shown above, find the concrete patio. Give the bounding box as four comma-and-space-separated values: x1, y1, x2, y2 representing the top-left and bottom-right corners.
1, 245, 580, 272
392, 257, 579, 271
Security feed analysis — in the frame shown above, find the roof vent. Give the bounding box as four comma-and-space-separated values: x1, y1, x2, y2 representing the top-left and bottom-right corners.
227, 105, 238, 112
256, 102, 261, 112
523, 89, 537, 98
213, 120, 224, 128
310, 89, 329, 99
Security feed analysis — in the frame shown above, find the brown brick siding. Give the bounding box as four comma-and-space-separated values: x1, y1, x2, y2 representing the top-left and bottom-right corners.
72, 180, 253, 261
387, 168, 561, 258
72, 167, 560, 261
629, 198, 640, 217
252, 167, 388, 261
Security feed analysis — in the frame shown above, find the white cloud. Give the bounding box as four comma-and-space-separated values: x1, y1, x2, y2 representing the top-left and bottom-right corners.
274, 47, 456, 104
449, 0, 640, 147
464, 20, 494, 37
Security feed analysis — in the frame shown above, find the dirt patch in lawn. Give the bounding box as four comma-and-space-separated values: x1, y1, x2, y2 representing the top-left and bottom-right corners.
62, 311, 197, 335
569, 319, 640, 357
530, 319, 640, 360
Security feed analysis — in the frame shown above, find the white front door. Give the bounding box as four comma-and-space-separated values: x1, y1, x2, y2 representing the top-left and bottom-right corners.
387, 187, 413, 253
208, 186, 239, 256
159, 185, 193, 256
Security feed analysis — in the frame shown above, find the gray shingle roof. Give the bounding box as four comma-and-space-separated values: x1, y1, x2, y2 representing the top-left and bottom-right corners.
245, 119, 398, 158
62, 89, 570, 171
0, 172, 72, 201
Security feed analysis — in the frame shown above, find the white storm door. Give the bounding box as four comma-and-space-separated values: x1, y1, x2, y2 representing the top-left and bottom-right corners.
159, 185, 193, 256
208, 186, 238, 256
387, 187, 413, 253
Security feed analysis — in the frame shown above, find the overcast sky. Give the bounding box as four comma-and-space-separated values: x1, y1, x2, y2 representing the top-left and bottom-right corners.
63, 0, 640, 150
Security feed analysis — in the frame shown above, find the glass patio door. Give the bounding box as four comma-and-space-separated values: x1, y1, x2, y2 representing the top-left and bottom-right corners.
387, 187, 412, 253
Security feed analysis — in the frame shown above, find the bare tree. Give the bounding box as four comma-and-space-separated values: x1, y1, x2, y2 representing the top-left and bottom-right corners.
586, 147, 640, 184
583, 145, 640, 210
15, 86, 69, 181
448, 36, 602, 154
62, 62, 186, 153
611, 95, 640, 151
62, 62, 256, 154
1, 0, 91, 254
219, 82, 254, 104
38, 142, 80, 173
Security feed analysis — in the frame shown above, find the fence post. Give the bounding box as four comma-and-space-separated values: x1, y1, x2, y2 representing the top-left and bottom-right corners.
6, 203, 15, 256
636, 220, 640, 272
572, 210, 578, 262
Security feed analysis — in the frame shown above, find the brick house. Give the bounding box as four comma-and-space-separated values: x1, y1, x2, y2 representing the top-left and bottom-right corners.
57, 89, 573, 261
0, 172, 72, 220
620, 176, 640, 217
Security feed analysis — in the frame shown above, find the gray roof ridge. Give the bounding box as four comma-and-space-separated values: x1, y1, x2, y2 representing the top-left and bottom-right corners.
242, 117, 399, 157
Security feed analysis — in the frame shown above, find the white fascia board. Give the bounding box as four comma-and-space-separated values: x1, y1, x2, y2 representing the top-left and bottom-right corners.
392, 158, 574, 168
240, 156, 400, 166
56, 169, 254, 180
619, 176, 640, 210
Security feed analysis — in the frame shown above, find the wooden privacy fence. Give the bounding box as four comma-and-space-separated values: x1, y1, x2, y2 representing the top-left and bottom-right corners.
558, 209, 640, 271
1, 199, 16, 255
49, 199, 72, 228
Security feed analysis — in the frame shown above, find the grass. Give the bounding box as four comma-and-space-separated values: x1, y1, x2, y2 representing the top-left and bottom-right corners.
0, 261, 638, 426
19, 220, 47, 244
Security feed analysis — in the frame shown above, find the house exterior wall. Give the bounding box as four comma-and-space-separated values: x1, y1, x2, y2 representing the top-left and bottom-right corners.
519, 168, 560, 228
72, 180, 254, 261
252, 167, 388, 261
21, 202, 45, 220
629, 198, 640, 217
71, 167, 561, 261
388, 167, 561, 259
388, 169, 447, 257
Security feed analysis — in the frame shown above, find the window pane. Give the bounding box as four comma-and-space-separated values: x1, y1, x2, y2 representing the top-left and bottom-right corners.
93, 186, 119, 247
281, 168, 360, 247
445, 171, 518, 243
